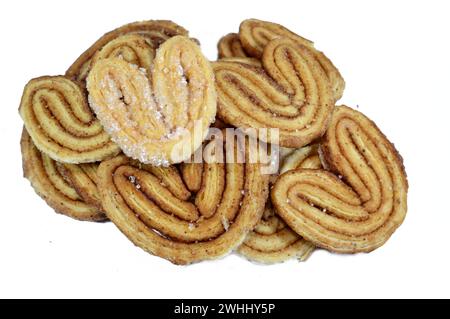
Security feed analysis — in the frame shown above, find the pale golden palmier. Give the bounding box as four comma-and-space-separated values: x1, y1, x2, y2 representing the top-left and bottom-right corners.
66, 20, 188, 83
218, 33, 249, 58
58, 162, 102, 211
97, 136, 269, 265
239, 19, 345, 101
87, 36, 217, 165
213, 37, 334, 148
272, 106, 408, 253
237, 145, 319, 263
19, 76, 120, 163
21, 129, 106, 222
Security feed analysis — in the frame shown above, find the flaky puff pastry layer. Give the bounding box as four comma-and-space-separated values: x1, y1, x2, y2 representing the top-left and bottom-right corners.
21, 129, 106, 221
238, 144, 319, 263
58, 162, 103, 212
272, 106, 408, 253
217, 33, 248, 59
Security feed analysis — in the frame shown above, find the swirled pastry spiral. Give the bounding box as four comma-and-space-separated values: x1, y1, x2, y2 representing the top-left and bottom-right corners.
272, 106, 408, 253
218, 33, 249, 58
87, 36, 217, 165
239, 19, 345, 100
97, 138, 269, 265
90, 34, 155, 76
238, 145, 319, 263
19, 76, 120, 163
239, 19, 313, 57
66, 20, 188, 83
213, 37, 334, 148
21, 129, 106, 221
237, 202, 315, 264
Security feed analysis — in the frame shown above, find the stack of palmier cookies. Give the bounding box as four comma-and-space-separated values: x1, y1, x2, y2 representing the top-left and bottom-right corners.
19, 19, 408, 265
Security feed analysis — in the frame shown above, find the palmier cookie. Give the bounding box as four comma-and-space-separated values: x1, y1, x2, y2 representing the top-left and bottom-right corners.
66, 20, 188, 83
96, 137, 269, 265
87, 36, 217, 165
237, 145, 319, 263
272, 106, 408, 253
21, 129, 106, 221
19, 76, 120, 163
239, 19, 345, 100
213, 37, 334, 148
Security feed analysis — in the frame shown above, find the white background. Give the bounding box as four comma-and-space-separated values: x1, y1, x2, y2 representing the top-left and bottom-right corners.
1, 0, 449, 299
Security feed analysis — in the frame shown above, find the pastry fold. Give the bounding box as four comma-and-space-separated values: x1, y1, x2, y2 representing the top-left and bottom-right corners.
21, 129, 105, 221
19, 76, 120, 163
217, 33, 248, 58
58, 162, 102, 211
66, 20, 188, 83
238, 145, 319, 263
272, 106, 408, 253
239, 19, 344, 100
238, 202, 314, 263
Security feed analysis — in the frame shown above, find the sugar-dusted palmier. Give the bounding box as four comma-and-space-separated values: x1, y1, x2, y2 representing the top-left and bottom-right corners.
87, 36, 216, 165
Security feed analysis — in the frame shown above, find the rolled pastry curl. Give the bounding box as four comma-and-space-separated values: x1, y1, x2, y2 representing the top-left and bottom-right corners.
272, 106, 408, 253
97, 139, 269, 265
87, 36, 217, 165
21, 129, 106, 222
213, 37, 334, 148
237, 145, 319, 263
239, 19, 313, 57
58, 162, 102, 211
237, 202, 314, 264
66, 20, 188, 83
217, 33, 249, 58
280, 144, 321, 174
90, 34, 155, 76
239, 19, 344, 101
19, 76, 120, 163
